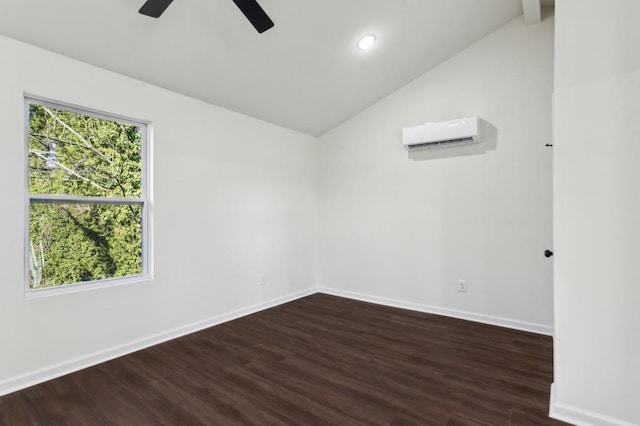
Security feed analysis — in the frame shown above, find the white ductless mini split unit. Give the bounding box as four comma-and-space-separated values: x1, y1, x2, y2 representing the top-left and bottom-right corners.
402, 116, 480, 151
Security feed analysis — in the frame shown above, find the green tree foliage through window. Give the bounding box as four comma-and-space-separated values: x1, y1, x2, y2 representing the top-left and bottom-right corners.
27, 102, 146, 289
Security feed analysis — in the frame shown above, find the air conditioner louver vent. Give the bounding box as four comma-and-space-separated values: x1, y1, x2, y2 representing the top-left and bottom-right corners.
406, 137, 476, 151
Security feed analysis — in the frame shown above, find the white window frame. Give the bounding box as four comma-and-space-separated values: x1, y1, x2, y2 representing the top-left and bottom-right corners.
24, 96, 151, 297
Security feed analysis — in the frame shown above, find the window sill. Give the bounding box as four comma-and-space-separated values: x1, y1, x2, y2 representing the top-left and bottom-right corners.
24, 274, 152, 299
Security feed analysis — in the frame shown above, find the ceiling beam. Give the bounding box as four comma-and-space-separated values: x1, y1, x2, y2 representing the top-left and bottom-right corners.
522, 0, 541, 25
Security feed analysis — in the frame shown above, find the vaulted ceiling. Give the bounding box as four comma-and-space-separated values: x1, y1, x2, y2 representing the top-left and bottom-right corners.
0, 0, 551, 135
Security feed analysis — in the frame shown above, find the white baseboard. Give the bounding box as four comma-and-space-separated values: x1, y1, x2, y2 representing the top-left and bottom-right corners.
318, 287, 554, 336
0, 287, 556, 398
549, 383, 637, 426
0, 287, 316, 398
11, 287, 637, 426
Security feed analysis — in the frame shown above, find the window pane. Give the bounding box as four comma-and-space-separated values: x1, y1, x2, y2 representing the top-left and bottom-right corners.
29, 203, 143, 289
28, 104, 142, 198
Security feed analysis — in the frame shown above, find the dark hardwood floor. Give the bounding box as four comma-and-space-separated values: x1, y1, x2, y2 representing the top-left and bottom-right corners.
0, 294, 567, 425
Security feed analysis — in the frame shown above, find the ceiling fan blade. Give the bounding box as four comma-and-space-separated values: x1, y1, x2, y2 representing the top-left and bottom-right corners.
232, 0, 274, 33
139, 0, 174, 18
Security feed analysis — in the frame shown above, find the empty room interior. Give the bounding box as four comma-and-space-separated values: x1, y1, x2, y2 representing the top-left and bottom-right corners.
0, 0, 638, 425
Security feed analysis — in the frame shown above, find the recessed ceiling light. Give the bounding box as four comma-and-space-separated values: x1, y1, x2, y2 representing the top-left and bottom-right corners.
357, 34, 377, 50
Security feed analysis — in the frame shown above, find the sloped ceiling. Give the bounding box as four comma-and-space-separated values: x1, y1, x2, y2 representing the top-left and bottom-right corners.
0, 0, 533, 135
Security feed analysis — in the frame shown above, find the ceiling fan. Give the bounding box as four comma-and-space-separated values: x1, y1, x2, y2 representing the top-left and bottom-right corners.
138, 0, 274, 33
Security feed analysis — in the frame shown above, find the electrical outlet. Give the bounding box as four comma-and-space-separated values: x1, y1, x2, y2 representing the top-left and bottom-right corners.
458, 279, 467, 293
260, 275, 267, 286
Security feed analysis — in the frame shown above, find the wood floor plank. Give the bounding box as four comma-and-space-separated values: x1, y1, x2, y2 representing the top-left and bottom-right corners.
0, 294, 567, 425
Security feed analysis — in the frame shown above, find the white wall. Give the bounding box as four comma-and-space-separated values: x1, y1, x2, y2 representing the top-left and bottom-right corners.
318, 14, 555, 332
0, 35, 318, 394
552, 1, 640, 424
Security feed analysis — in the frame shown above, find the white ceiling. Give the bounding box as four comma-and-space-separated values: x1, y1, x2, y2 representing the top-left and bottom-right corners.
0, 0, 537, 136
